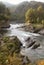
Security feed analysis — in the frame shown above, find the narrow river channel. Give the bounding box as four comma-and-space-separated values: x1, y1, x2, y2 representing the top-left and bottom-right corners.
4, 24, 44, 61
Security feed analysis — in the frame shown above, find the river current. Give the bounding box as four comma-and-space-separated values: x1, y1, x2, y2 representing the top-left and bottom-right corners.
4, 24, 44, 61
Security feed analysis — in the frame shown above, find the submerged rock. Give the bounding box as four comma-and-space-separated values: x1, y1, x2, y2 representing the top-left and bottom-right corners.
27, 41, 36, 48
32, 43, 40, 49
20, 36, 44, 62
25, 37, 30, 41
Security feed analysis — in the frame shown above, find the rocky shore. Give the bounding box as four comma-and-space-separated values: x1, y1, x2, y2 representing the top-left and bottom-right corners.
0, 36, 32, 65
0, 35, 44, 65
17, 24, 44, 35
0, 23, 44, 65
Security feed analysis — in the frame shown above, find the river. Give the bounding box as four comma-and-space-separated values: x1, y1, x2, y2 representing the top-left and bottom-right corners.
4, 24, 44, 61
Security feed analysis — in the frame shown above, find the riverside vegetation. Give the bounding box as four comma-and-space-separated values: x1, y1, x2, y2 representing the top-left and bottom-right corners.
17, 6, 44, 34
25, 5, 44, 29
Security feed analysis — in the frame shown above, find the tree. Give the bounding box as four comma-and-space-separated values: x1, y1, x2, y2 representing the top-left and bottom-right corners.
0, 3, 10, 28
25, 6, 44, 24
25, 8, 36, 23
37, 6, 44, 23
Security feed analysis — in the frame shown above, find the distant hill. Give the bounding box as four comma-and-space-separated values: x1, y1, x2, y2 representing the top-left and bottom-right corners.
9, 1, 44, 22
2, 1, 44, 13
0, 2, 16, 13
1, 1, 44, 23
14, 1, 44, 15
1, 1, 44, 12
9, 5, 17, 13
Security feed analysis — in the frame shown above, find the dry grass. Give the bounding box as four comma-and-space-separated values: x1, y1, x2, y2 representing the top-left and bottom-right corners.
36, 60, 44, 65
33, 24, 44, 29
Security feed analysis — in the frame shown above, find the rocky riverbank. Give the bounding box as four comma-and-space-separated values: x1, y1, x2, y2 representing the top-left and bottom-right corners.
0, 36, 32, 65
17, 24, 44, 35
0, 36, 44, 65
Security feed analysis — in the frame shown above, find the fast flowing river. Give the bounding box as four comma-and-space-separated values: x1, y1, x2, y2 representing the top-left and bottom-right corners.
4, 24, 44, 61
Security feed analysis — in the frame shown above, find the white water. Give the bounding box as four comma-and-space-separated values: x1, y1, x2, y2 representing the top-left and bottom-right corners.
5, 24, 44, 61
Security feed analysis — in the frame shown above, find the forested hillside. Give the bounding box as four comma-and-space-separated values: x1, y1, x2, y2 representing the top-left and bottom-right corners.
2, 1, 44, 23
9, 1, 44, 22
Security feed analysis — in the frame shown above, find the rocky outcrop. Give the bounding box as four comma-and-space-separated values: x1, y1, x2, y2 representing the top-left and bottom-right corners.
17, 24, 44, 35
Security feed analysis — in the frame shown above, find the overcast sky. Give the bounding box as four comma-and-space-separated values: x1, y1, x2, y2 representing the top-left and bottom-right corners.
0, 0, 44, 4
